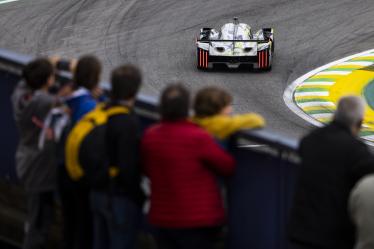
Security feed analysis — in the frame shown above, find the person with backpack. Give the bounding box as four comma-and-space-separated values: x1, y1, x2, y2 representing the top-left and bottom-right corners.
65, 65, 145, 249
65, 55, 103, 125
60, 55, 103, 249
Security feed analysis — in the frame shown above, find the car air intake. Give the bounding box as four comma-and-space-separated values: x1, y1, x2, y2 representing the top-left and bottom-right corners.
216, 47, 225, 52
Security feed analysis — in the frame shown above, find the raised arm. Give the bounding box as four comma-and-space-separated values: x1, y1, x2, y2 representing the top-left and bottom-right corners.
202, 113, 266, 139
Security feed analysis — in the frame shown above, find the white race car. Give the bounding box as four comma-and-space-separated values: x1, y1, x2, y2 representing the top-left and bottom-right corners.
196, 18, 274, 70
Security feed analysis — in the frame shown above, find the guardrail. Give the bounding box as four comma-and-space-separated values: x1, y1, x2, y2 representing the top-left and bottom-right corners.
0, 48, 299, 249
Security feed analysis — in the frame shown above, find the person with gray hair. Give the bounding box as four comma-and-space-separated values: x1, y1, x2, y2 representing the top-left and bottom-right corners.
288, 95, 374, 249
334, 95, 365, 136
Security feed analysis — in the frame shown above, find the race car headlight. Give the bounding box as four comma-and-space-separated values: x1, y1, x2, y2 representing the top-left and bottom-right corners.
215, 47, 225, 53
257, 43, 270, 51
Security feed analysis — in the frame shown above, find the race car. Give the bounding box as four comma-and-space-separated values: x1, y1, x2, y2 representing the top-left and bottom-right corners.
196, 18, 274, 70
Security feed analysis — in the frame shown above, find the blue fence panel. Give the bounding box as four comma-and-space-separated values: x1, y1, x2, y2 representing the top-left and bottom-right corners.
228, 148, 298, 249
0, 70, 19, 181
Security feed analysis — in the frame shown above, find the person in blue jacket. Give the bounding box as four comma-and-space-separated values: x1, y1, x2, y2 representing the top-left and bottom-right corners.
65, 55, 103, 125
59, 55, 103, 249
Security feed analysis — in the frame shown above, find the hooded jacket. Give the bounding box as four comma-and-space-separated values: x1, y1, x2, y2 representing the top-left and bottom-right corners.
11, 81, 57, 192
192, 113, 265, 140
65, 87, 97, 125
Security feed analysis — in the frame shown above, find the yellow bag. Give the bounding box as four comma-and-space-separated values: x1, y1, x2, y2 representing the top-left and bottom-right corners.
65, 104, 128, 182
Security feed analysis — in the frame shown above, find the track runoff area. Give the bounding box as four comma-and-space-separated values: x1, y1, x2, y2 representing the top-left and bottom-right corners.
284, 49, 374, 144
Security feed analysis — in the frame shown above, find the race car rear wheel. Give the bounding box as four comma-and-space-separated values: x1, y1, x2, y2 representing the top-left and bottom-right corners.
197, 48, 209, 69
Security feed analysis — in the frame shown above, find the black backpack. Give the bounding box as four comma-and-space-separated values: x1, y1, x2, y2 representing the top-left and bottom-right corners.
65, 104, 129, 187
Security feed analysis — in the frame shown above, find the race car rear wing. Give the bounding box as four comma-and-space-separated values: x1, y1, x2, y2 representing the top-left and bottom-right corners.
197, 39, 269, 43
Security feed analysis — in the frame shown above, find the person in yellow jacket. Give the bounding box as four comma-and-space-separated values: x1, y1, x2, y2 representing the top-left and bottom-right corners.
192, 86, 265, 140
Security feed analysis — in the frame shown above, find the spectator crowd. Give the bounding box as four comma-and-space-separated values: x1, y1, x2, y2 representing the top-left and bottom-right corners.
10, 55, 374, 249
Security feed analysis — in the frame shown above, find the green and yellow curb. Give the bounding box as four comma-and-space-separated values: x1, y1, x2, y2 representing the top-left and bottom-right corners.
284, 49, 374, 144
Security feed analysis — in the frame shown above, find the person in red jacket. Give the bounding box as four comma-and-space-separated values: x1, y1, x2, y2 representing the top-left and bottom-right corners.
141, 83, 235, 249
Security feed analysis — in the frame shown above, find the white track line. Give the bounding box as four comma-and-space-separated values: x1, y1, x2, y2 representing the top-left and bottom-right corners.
297, 102, 335, 108
316, 71, 352, 75
311, 113, 333, 119
301, 81, 335, 86
362, 135, 374, 140
294, 92, 329, 97
339, 61, 373, 66
0, 0, 19, 4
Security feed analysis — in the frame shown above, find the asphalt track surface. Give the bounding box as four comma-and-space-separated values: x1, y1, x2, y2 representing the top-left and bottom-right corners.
1, 0, 374, 139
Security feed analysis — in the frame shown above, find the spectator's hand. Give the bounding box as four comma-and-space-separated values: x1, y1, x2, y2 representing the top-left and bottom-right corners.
46, 128, 54, 141
49, 56, 78, 73
62, 106, 71, 115
49, 55, 62, 67
69, 59, 78, 72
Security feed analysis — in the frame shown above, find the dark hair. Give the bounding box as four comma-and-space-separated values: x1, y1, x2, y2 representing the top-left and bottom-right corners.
22, 58, 54, 90
160, 83, 190, 121
194, 86, 232, 117
73, 55, 101, 90
111, 64, 142, 101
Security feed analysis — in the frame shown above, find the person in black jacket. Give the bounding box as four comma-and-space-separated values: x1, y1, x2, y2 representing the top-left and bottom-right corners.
90, 65, 145, 249
288, 95, 374, 249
